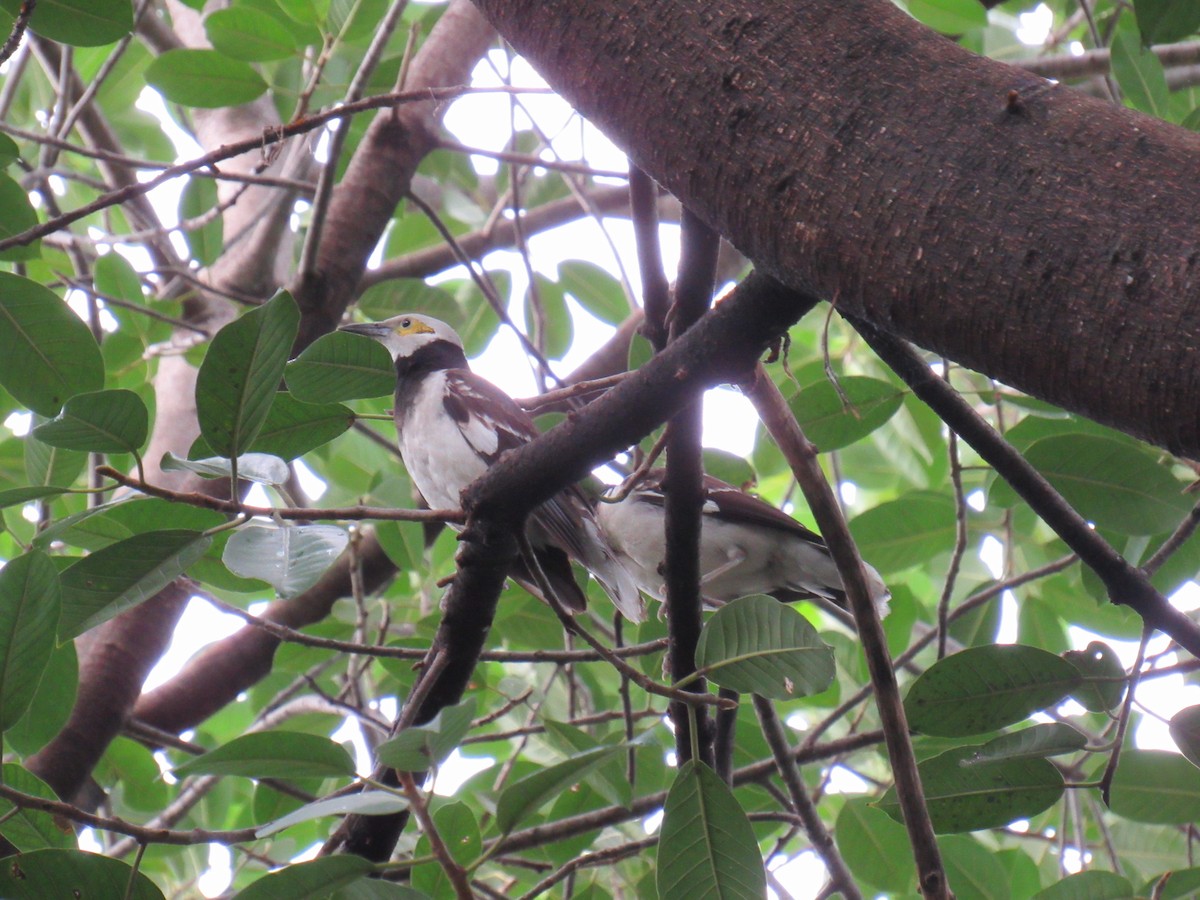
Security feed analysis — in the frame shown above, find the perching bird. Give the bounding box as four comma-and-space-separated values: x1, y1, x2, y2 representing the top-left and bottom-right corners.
340, 313, 644, 622
596, 469, 889, 614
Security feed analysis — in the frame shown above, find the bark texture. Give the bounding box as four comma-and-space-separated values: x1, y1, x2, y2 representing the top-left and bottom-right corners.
471, 0, 1200, 456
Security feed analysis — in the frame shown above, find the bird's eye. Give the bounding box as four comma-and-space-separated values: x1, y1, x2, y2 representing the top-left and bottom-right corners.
400, 318, 412, 329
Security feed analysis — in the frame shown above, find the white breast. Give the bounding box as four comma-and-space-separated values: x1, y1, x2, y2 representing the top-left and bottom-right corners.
398, 372, 489, 511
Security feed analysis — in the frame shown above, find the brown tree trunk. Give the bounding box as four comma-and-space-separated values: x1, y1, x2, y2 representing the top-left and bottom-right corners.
472, 0, 1200, 457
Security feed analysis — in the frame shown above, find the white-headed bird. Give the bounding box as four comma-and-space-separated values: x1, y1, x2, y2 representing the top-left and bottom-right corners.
341, 314, 644, 622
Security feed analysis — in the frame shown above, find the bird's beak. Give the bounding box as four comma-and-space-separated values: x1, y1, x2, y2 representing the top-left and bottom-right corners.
339, 322, 390, 339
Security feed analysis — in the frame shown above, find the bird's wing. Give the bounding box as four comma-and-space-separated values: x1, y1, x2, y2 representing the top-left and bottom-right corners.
442, 371, 539, 463
632, 471, 828, 547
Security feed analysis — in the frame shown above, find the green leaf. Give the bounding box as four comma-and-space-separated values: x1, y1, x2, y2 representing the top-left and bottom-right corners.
835, 798, 915, 892
496, 743, 626, 833
1033, 870, 1134, 900
556, 259, 630, 325
0, 0, 133, 47
848, 490, 957, 575
0, 849, 164, 899
233, 856, 374, 900
285, 331, 395, 403
222, 522, 348, 599
1064, 641, 1125, 712
433, 802, 480, 867
162, 451, 291, 485
196, 291, 300, 458
0, 132, 18, 167
0, 765, 73, 850
1142, 866, 1200, 900
179, 176, 223, 267
5, 641, 76, 757
904, 0, 986, 34
145, 49, 268, 108
966, 723, 1087, 763
1134, 0, 1200, 46
255, 790, 408, 839
1111, 29, 1170, 118
92, 253, 144, 305
0, 551, 60, 731
58, 530, 213, 639
904, 644, 1080, 737
940, 835, 1011, 900
1170, 705, 1200, 769
878, 746, 1063, 833
1110, 749, 1200, 823
375, 698, 476, 771
694, 594, 835, 699
205, 6, 298, 61
24, 433, 86, 489
790, 376, 905, 451
0, 485, 70, 509
990, 433, 1190, 535
0, 273, 104, 416
248, 392, 354, 459
355, 280, 463, 324
657, 760, 766, 900
174, 731, 355, 779
31, 389, 148, 454
0, 173, 41, 261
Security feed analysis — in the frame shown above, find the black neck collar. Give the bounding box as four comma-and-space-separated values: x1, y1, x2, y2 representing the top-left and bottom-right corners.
394, 338, 469, 380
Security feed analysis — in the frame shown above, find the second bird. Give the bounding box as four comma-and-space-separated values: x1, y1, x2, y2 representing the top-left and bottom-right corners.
597, 469, 890, 613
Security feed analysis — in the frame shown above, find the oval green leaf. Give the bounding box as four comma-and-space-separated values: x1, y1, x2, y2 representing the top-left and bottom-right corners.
248, 392, 354, 459
58, 530, 213, 639
790, 376, 905, 451
657, 760, 766, 900
174, 731, 355, 779
0, 848, 164, 900
556, 259, 630, 325
162, 451, 290, 485
233, 856, 374, 900
1033, 870, 1134, 900
0, 273, 103, 416
878, 746, 1063, 833
904, 644, 1080, 737
0, 764, 74, 851
990, 433, 1191, 535
0, 0, 133, 47
1064, 640, 1126, 712
255, 790, 408, 839
496, 744, 626, 834
1170, 705, 1200, 770
967, 723, 1087, 763
1110, 749, 1200, 823
205, 7, 298, 61
285, 331, 395, 403
222, 522, 348, 599
835, 798, 915, 892
375, 698, 476, 772
145, 49, 268, 109
0, 551, 60, 731
195, 291, 300, 458
0, 173, 41, 261
848, 490, 957, 575
694, 594, 835, 699
32, 389, 149, 454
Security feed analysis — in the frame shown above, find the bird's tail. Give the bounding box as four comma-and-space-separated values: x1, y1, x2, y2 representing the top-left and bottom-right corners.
580, 519, 646, 623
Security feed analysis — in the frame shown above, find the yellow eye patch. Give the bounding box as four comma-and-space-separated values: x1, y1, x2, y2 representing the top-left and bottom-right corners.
393, 317, 436, 336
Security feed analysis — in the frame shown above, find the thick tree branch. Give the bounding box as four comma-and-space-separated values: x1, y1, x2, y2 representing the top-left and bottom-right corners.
470, 0, 1200, 457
